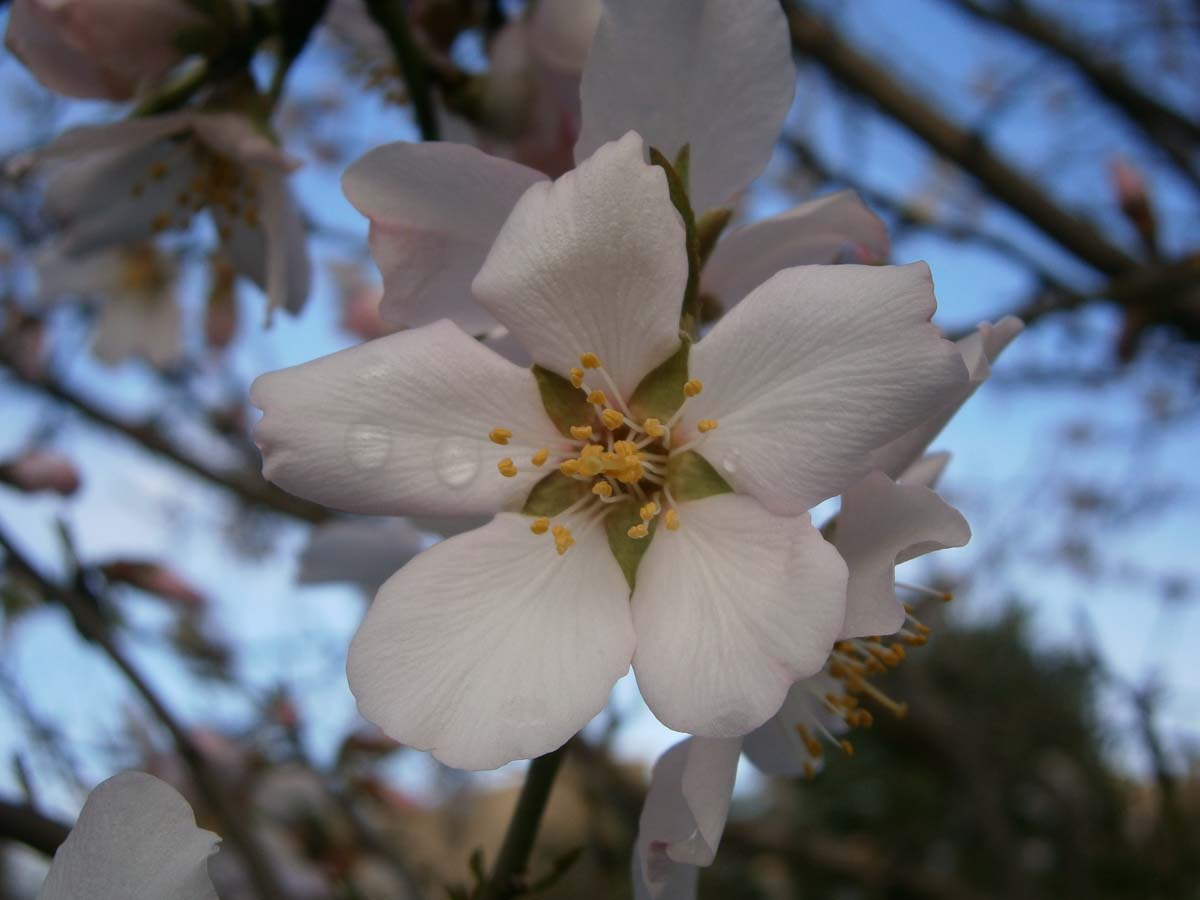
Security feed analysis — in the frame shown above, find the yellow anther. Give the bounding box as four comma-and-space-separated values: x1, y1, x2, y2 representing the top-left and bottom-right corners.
627, 523, 650, 539
551, 524, 575, 555
570, 425, 594, 441
664, 509, 680, 530
531, 448, 549, 467
840, 739, 855, 756
497, 458, 518, 478
489, 427, 513, 445
616, 462, 644, 484
643, 418, 665, 438
579, 352, 602, 369
569, 367, 585, 388
683, 379, 703, 397
530, 517, 550, 535
697, 419, 719, 433
559, 459, 581, 477
601, 409, 624, 430
587, 390, 607, 406
592, 481, 614, 498
581, 457, 606, 477
613, 440, 637, 457
580, 444, 604, 459
639, 501, 659, 521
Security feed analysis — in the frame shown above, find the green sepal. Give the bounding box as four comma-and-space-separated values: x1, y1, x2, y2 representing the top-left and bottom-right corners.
649, 146, 701, 337
696, 207, 733, 265
667, 451, 733, 503
522, 472, 589, 518
672, 144, 691, 195
605, 503, 655, 590
628, 335, 691, 422
532, 365, 592, 438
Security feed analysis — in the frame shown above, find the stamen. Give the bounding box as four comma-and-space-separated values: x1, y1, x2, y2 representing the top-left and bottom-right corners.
587, 390, 607, 406
570, 367, 585, 389
560, 459, 581, 477
627, 523, 650, 539
592, 481, 614, 498
570, 425, 594, 441
551, 524, 575, 555
664, 509, 680, 530
643, 418, 665, 438
497, 458, 518, 478
579, 352, 602, 369
683, 379, 703, 397
489, 427, 513, 445
697, 419, 719, 433
530, 517, 550, 535
601, 409, 625, 430
531, 448, 549, 467
639, 501, 659, 522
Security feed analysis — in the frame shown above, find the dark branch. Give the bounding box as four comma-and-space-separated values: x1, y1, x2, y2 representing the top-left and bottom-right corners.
0, 799, 70, 856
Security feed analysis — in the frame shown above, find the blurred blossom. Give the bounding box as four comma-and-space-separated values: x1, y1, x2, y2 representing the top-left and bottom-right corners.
40, 111, 312, 321
36, 241, 183, 369
1109, 155, 1158, 254
0, 449, 81, 496
204, 257, 239, 351
329, 262, 395, 341
100, 560, 208, 609
4, 0, 201, 101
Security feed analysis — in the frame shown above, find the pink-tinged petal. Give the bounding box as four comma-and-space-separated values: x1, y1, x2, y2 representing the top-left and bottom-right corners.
473, 132, 685, 396
251, 321, 565, 518
346, 513, 634, 770
682, 263, 969, 515
702, 191, 891, 310
298, 518, 426, 595
742, 673, 843, 777
870, 316, 1024, 478
633, 736, 741, 899
342, 141, 546, 333
190, 113, 298, 171
632, 494, 847, 737
576, 0, 794, 211
835, 471, 970, 640
38, 772, 219, 900
528, 0, 601, 74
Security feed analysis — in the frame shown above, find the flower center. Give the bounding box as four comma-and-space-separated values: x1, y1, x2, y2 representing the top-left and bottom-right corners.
130, 139, 262, 239
490, 352, 719, 554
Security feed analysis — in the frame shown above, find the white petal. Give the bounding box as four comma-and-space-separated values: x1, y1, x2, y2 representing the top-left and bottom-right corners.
576, 0, 794, 211
91, 290, 183, 370
742, 673, 842, 777
527, 0, 602, 73
251, 321, 565, 518
473, 132, 686, 397
702, 191, 891, 310
682, 263, 969, 515
633, 737, 740, 899
632, 494, 847, 737
870, 316, 1024, 478
37, 771, 218, 900
898, 451, 951, 490
342, 141, 546, 333
298, 518, 426, 594
346, 513, 634, 769
835, 471, 970, 639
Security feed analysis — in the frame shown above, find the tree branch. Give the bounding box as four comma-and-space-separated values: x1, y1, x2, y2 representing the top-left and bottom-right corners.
0, 799, 70, 856
786, 2, 1141, 277
364, 0, 441, 140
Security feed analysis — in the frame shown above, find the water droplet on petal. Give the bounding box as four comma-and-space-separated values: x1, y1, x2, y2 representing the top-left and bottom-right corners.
345, 424, 391, 470
435, 437, 480, 487
721, 448, 741, 475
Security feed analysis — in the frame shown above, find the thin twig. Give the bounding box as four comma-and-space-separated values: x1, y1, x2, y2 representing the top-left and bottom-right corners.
0, 799, 71, 856
364, 0, 441, 140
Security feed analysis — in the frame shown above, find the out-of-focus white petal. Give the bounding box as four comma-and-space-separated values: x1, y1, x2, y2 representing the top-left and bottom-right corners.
37, 771, 219, 900
633, 737, 741, 899
346, 512, 634, 770
742, 673, 842, 777
682, 263, 968, 515
473, 132, 686, 397
91, 290, 183, 370
835, 471, 970, 639
528, 0, 602, 73
251, 321, 565, 518
298, 518, 426, 595
898, 451, 951, 490
870, 316, 1024, 478
632, 494, 847, 737
702, 191, 891, 310
576, 0, 794, 211
342, 141, 546, 333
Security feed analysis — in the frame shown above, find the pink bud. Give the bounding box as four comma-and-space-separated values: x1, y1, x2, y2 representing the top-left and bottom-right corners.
0, 450, 80, 495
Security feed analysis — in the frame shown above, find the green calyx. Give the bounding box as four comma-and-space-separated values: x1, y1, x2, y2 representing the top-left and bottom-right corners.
532, 365, 594, 438
605, 503, 654, 590
666, 450, 733, 503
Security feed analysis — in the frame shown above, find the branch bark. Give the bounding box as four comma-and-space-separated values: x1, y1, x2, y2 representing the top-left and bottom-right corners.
0, 799, 71, 856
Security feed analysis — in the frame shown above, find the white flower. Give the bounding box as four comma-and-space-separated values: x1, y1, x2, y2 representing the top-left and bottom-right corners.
36, 771, 219, 900
341, 0, 886, 341
252, 133, 967, 770
36, 241, 183, 369
40, 111, 311, 320
631, 319, 1023, 899
5, 0, 200, 101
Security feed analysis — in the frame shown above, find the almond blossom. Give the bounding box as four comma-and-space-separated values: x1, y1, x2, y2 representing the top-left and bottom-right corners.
39, 111, 311, 321
252, 132, 968, 770
36, 772, 219, 900
632, 319, 1023, 899
342, 0, 888, 339
5, 0, 200, 101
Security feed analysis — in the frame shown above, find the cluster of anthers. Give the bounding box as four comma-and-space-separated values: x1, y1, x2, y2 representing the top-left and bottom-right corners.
491, 352, 718, 555
792, 586, 953, 779
132, 142, 262, 240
